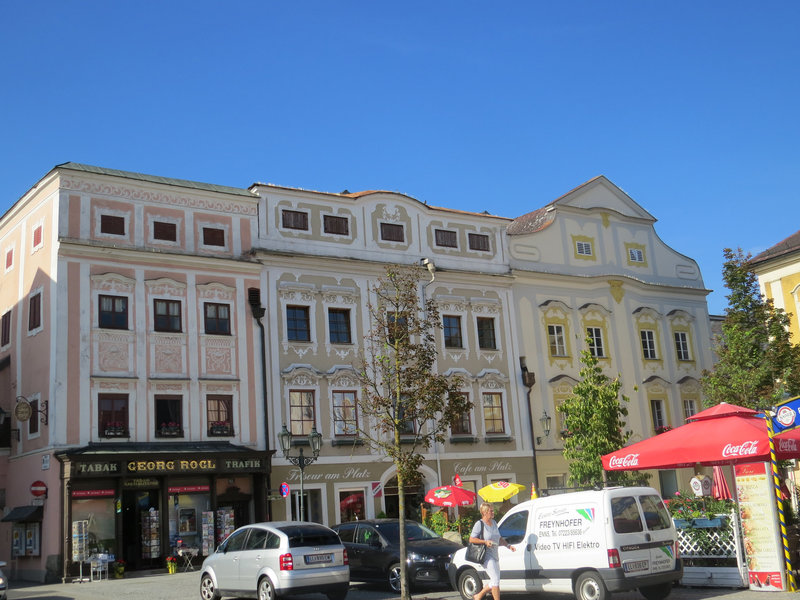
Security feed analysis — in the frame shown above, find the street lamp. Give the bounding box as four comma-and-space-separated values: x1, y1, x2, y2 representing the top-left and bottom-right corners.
278, 424, 322, 520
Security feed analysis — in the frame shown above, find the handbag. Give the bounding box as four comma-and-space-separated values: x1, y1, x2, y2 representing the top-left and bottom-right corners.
465, 520, 486, 564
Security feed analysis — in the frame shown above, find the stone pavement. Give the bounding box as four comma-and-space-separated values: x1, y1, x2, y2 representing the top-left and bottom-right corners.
6, 573, 799, 600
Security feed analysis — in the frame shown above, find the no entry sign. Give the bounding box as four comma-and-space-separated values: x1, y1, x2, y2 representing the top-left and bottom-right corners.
30, 480, 47, 497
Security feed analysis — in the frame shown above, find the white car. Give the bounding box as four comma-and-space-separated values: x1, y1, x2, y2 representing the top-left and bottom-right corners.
200, 521, 349, 600
0, 560, 7, 600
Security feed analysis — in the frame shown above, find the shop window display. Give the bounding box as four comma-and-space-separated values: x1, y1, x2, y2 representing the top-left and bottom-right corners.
169, 486, 213, 555
72, 497, 116, 555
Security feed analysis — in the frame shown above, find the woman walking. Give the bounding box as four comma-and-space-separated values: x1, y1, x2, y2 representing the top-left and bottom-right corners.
469, 501, 516, 600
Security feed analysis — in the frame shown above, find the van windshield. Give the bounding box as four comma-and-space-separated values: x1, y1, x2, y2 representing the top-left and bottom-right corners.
639, 494, 672, 530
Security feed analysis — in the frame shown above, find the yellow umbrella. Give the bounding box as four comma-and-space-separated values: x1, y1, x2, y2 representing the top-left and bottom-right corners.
478, 481, 526, 502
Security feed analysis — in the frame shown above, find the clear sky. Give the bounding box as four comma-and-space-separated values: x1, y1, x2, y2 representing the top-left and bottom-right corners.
2, 1, 798, 314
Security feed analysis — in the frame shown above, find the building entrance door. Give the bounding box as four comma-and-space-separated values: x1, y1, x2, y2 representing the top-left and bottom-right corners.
122, 489, 161, 569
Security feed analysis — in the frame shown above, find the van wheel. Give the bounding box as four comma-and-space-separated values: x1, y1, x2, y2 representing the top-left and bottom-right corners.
458, 568, 483, 600
640, 583, 673, 600
575, 571, 608, 600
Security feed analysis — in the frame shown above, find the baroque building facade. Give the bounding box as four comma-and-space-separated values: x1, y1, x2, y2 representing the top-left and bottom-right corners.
0, 163, 713, 582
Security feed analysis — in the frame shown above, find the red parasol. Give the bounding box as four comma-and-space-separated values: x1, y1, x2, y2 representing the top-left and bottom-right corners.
602, 403, 800, 471
424, 485, 476, 507
712, 466, 733, 500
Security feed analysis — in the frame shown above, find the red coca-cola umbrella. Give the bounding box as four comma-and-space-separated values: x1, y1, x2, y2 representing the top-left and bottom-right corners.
424, 485, 477, 507
602, 402, 800, 471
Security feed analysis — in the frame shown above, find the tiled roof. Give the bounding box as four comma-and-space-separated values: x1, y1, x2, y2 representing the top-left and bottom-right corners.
750, 229, 800, 265
507, 204, 556, 235
56, 162, 257, 198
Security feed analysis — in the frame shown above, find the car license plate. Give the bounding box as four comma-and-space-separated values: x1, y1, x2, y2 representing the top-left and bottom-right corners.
623, 560, 649, 573
305, 553, 333, 565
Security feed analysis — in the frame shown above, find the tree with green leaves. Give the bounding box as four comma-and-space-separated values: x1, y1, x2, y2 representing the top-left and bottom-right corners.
354, 264, 469, 600
559, 342, 644, 487
701, 248, 800, 410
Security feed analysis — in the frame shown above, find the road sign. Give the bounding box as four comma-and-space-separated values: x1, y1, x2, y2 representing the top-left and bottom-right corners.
279, 482, 290, 497
30, 480, 47, 497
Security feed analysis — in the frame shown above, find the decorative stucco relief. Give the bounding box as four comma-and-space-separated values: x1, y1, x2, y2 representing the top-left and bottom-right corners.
61, 177, 257, 215
91, 272, 135, 294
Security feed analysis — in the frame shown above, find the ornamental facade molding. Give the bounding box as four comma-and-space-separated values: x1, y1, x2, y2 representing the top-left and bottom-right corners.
61, 177, 257, 216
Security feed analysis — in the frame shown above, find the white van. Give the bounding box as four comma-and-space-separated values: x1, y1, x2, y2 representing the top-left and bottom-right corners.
448, 487, 682, 600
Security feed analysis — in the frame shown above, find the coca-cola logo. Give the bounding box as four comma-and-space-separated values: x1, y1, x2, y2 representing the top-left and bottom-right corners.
721, 441, 759, 457
778, 438, 798, 452
608, 453, 640, 468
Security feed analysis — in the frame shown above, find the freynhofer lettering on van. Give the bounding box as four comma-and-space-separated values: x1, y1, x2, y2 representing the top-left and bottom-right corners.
540, 518, 584, 529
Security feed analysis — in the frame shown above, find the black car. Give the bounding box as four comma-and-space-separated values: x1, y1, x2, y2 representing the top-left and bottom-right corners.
332, 519, 462, 592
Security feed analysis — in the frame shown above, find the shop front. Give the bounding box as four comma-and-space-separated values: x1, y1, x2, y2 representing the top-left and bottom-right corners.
57, 443, 269, 577
270, 454, 535, 527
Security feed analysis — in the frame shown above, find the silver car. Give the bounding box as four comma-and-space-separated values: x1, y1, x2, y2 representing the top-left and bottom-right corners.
200, 521, 349, 600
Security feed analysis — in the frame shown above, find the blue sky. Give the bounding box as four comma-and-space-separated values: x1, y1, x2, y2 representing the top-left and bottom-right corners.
2, 1, 798, 314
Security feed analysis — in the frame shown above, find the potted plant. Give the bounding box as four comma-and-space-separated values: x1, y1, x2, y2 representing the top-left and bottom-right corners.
112, 559, 126, 578
159, 422, 182, 437
104, 421, 128, 437
209, 421, 232, 436
167, 555, 177, 574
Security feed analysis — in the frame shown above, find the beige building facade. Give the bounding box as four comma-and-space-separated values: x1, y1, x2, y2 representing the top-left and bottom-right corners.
0, 164, 714, 582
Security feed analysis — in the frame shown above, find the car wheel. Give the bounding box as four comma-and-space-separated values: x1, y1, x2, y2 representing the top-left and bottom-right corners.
575, 571, 608, 600
457, 567, 483, 600
640, 582, 674, 600
200, 574, 221, 600
258, 576, 275, 600
387, 562, 402, 592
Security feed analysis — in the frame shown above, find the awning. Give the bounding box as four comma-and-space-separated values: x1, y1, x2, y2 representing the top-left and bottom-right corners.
1, 505, 43, 522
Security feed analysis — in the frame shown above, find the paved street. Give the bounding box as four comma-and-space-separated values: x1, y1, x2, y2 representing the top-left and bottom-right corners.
5, 572, 799, 600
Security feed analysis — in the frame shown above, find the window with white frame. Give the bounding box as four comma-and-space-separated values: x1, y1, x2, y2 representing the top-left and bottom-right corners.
332, 391, 358, 436
629, 247, 645, 263
586, 327, 605, 357
154, 299, 182, 333
548, 324, 567, 357
99, 295, 129, 330
443, 315, 463, 348
576, 241, 593, 256
640, 329, 657, 360
650, 399, 666, 431
451, 394, 471, 435
328, 308, 352, 344
28, 291, 42, 332
682, 398, 697, 420
32, 223, 43, 251
476, 317, 497, 350
1, 310, 11, 347
674, 331, 691, 361
289, 390, 315, 436
482, 392, 505, 434
287, 306, 311, 342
